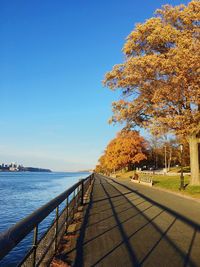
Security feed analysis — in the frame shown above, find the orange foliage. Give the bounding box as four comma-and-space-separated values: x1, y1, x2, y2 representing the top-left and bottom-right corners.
95, 130, 147, 174
104, 1, 200, 137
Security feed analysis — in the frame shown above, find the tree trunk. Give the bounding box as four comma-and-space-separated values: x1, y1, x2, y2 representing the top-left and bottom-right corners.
168, 148, 172, 172
128, 163, 132, 171
189, 134, 200, 185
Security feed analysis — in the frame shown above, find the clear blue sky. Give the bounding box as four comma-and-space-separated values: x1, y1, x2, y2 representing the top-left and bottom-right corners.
0, 0, 189, 171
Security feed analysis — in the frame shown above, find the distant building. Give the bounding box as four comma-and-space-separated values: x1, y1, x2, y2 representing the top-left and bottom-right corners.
9, 162, 18, 171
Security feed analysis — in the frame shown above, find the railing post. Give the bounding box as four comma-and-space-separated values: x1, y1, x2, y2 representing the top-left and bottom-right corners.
54, 206, 59, 253
32, 225, 38, 267
81, 179, 84, 206
78, 186, 80, 206
73, 190, 76, 216
65, 196, 69, 232
78, 179, 82, 205
75, 188, 77, 209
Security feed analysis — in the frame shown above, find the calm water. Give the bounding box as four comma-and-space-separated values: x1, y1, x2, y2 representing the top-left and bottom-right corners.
0, 171, 90, 266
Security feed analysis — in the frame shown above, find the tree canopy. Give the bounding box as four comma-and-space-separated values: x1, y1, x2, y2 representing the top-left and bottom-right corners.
104, 1, 200, 184
95, 130, 147, 174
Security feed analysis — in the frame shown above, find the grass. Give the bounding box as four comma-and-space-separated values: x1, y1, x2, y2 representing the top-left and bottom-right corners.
116, 171, 200, 199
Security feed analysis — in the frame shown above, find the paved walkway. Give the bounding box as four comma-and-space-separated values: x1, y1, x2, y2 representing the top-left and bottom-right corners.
68, 174, 200, 267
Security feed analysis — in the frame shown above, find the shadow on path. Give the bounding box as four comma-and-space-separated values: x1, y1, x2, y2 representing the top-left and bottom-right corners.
72, 174, 200, 267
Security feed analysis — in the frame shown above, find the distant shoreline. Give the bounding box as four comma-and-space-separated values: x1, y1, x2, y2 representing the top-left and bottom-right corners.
0, 168, 52, 173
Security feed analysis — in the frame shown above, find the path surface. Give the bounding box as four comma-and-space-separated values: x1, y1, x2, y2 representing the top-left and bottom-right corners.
71, 174, 200, 267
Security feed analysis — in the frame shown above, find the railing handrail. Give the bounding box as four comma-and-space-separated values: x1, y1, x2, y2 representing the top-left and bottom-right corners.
0, 176, 90, 260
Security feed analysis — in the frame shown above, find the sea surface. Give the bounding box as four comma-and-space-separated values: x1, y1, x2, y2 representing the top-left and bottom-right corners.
0, 171, 90, 266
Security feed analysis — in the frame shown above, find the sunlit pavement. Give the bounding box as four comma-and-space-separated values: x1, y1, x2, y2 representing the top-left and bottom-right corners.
66, 174, 200, 267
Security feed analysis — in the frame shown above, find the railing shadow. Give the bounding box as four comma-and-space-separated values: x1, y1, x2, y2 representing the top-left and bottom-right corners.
108, 176, 200, 231
72, 174, 199, 267
106, 176, 200, 266
73, 181, 95, 267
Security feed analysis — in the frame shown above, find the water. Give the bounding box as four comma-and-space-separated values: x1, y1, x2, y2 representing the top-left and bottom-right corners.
0, 171, 90, 266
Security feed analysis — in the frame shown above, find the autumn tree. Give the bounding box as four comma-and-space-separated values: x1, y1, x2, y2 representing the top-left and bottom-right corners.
104, 1, 200, 184
143, 134, 191, 170
162, 137, 190, 171
95, 130, 147, 174
95, 154, 110, 175
147, 134, 165, 169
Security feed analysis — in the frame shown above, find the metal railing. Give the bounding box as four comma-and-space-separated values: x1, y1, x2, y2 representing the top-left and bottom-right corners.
0, 173, 94, 266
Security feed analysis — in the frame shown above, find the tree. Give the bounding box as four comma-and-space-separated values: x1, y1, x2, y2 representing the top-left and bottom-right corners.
147, 134, 165, 169
104, 1, 200, 184
95, 130, 147, 174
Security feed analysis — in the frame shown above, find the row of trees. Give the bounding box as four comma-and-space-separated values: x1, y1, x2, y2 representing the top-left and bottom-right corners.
103, 1, 200, 184
147, 135, 191, 170
95, 131, 147, 174
95, 130, 192, 174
